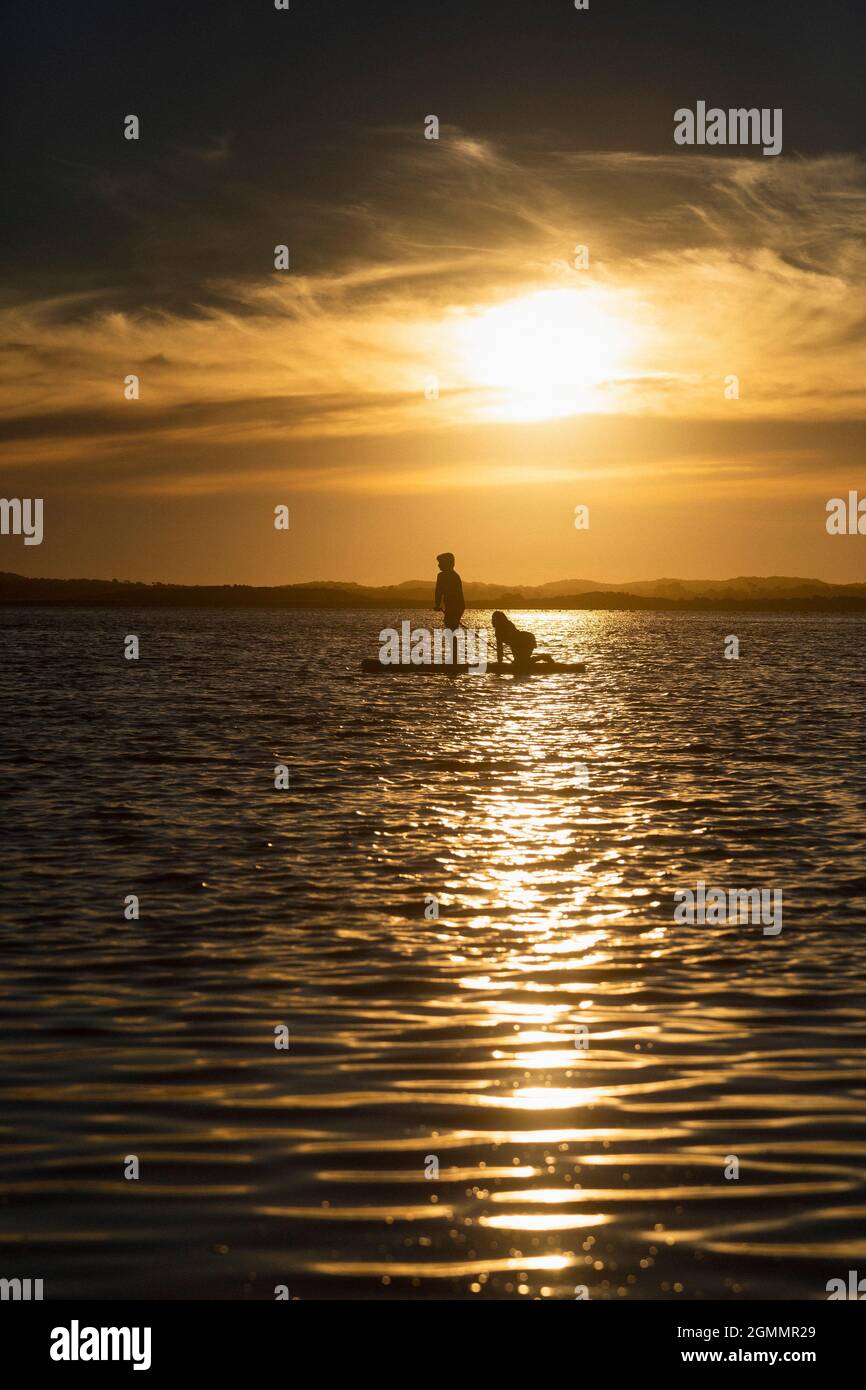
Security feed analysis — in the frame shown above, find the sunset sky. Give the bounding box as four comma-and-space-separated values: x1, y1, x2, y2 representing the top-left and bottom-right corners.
2, 0, 864, 585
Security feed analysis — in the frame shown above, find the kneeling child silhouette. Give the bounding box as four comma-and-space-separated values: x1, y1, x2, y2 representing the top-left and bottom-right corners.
491, 611, 554, 670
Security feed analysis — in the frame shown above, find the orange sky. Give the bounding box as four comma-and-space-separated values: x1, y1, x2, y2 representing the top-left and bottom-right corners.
2, 139, 865, 585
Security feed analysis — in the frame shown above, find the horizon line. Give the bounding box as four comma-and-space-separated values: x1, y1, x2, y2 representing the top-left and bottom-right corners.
3, 570, 865, 591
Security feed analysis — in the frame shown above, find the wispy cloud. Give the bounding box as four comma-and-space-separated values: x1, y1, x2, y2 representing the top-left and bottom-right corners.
2, 134, 864, 495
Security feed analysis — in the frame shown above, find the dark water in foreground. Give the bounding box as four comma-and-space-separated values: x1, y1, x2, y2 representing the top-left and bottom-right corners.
1, 606, 865, 1300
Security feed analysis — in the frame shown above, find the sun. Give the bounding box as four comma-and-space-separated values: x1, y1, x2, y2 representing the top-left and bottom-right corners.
457, 287, 632, 421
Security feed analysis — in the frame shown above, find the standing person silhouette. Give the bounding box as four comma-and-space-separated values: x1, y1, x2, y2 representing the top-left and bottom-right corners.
434, 552, 465, 630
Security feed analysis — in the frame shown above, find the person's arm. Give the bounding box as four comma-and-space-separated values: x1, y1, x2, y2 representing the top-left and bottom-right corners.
496, 636, 504, 663
434, 575, 443, 609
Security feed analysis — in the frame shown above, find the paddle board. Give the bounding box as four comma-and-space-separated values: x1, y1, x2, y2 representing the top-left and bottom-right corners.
361, 658, 585, 675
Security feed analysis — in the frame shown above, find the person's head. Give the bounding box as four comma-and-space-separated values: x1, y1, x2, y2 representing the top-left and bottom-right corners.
491, 610, 510, 632
436, 552, 455, 571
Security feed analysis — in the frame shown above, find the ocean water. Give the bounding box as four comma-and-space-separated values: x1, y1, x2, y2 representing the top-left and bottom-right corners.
1, 605, 865, 1301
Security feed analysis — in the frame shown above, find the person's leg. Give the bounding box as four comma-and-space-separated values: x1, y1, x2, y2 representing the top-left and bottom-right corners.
511, 634, 533, 670
442, 611, 461, 663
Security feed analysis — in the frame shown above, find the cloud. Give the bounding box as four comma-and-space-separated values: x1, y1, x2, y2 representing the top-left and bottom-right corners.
1, 134, 864, 494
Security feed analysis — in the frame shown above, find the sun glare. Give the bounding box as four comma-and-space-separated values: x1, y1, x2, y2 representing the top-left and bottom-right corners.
457, 287, 632, 421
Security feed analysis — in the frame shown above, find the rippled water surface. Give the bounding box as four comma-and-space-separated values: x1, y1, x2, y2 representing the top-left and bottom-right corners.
1, 606, 865, 1300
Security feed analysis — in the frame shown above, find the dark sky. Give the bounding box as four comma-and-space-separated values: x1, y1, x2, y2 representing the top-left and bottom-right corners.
2, 0, 863, 294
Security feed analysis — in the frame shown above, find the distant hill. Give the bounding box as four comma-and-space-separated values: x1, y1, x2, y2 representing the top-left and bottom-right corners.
2, 572, 866, 611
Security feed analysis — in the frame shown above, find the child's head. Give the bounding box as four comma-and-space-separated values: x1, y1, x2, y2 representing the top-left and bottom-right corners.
436, 552, 455, 571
